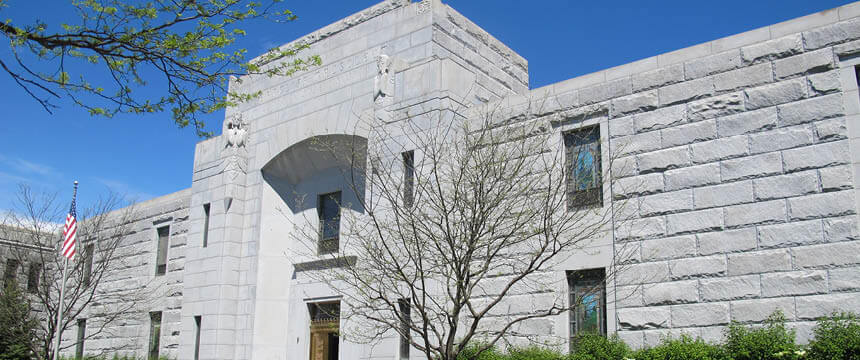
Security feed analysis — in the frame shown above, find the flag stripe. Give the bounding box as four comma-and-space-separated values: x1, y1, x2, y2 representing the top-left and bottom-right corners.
61, 193, 77, 260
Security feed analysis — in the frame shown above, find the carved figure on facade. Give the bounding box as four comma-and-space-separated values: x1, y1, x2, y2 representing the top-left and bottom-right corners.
373, 53, 395, 122
222, 113, 249, 179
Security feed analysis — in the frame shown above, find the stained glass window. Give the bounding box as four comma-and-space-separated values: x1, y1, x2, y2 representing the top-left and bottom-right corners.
564, 127, 602, 208
568, 269, 606, 350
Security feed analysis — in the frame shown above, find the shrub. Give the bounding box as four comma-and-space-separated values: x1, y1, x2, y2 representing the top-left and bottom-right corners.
507, 346, 565, 360
724, 311, 798, 360
0, 284, 38, 360
805, 312, 860, 360
457, 343, 505, 360
632, 334, 727, 360
568, 333, 631, 360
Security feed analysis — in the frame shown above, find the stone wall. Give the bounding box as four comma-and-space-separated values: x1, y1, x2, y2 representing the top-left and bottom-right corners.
477, 4, 860, 348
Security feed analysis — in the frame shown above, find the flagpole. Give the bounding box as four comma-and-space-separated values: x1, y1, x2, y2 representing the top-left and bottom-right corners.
53, 257, 69, 360
53, 180, 77, 360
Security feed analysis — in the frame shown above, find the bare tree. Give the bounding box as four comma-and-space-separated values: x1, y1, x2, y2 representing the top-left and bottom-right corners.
289, 96, 634, 360
1, 184, 147, 359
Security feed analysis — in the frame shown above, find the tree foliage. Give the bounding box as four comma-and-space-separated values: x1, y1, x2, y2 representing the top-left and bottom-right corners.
0, 0, 320, 136
0, 282, 38, 360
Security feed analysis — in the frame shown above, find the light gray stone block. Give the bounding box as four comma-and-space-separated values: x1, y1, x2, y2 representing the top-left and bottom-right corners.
808, 71, 841, 94
618, 261, 670, 285
797, 293, 860, 320
643, 280, 699, 305
666, 208, 723, 235
688, 92, 744, 121
731, 298, 796, 323
774, 49, 835, 80
802, 17, 860, 50
685, 50, 741, 79
612, 91, 659, 116
610, 155, 639, 178
659, 77, 714, 105
714, 63, 773, 92
788, 191, 856, 220
635, 104, 687, 132
661, 120, 717, 148
815, 117, 847, 140
690, 135, 749, 164
717, 107, 777, 137
641, 235, 697, 261
778, 93, 844, 127
580, 77, 632, 105
617, 307, 671, 330
701, 275, 760, 301
694, 181, 754, 209
616, 216, 667, 242
758, 219, 824, 248
669, 255, 726, 279
741, 34, 803, 64
783, 140, 849, 172
794, 241, 860, 268
616, 131, 663, 156
612, 173, 664, 198
830, 267, 860, 291
698, 228, 757, 255
728, 249, 792, 275
609, 115, 636, 138
749, 125, 814, 154
762, 270, 828, 297
744, 78, 807, 110
823, 216, 860, 242
632, 64, 684, 92
665, 162, 721, 191
638, 147, 690, 173
721, 152, 783, 181
639, 190, 694, 216
724, 199, 787, 227
834, 38, 860, 56
753, 170, 819, 200
671, 303, 730, 327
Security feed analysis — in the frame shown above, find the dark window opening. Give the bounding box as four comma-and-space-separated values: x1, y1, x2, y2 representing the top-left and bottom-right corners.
202, 203, 210, 248
568, 268, 606, 351
83, 244, 95, 286
155, 226, 169, 276
4, 259, 19, 287
399, 299, 411, 359
148, 311, 162, 360
564, 127, 603, 209
76, 318, 86, 359
27, 263, 41, 293
318, 192, 341, 255
194, 315, 202, 360
402, 150, 415, 207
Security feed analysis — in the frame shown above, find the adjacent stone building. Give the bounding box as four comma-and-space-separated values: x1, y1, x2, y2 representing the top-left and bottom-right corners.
4, 0, 860, 358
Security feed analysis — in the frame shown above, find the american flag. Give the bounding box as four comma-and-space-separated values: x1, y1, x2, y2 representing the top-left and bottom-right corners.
61, 184, 78, 260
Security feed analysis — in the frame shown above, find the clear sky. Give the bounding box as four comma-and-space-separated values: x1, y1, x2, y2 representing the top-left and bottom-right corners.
0, 0, 854, 213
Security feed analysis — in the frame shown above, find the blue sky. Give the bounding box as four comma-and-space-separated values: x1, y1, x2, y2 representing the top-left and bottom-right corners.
0, 0, 853, 213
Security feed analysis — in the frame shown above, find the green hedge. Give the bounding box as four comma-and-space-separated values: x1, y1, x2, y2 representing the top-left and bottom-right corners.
457, 312, 860, 360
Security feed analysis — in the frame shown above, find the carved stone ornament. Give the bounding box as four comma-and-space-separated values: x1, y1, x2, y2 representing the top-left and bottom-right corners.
373, 54, 394, 103
224, 113, 248, 148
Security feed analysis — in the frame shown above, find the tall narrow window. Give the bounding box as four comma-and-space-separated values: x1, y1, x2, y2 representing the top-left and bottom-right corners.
318, 192, 341, 255
398, 299, 411, 359
4, 259, 19, 287
194, 315, 202, 360
155, 226, 169, 276
76, 318, 86, 359
27, 263, 41, 293
202, 203, 211, 248
148, 311, 162, 360
82, 244, 95, 286
402, 150, 415, 207
568, 269, 606, 350
564, 127, 602, 208
309, 302, 340, 360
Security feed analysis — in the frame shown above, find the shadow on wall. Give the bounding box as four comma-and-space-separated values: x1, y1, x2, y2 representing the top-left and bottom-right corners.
262, 134, 367, 214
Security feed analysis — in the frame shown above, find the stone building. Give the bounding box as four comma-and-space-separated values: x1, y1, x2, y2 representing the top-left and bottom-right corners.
5, 0, 860, 358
